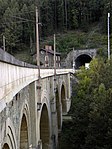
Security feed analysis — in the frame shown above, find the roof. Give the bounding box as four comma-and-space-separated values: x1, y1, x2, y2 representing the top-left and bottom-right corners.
40, 48, 61, 55
31, 48, 61, 56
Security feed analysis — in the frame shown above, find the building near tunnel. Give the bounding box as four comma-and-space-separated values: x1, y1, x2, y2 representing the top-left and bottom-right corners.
63, 49, 97, 69
32, 45, 61, 68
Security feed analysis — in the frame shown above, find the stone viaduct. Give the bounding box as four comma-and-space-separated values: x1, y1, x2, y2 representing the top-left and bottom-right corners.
0, 49, 73, 149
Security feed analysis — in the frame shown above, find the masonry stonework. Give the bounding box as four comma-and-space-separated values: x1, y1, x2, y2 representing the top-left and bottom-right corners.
0, 48, 73, 149
0, 75, 72, 149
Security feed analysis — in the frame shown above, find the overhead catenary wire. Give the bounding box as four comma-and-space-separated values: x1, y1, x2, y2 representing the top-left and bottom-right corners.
9, 15, 35, 23
1, 14, 42, 25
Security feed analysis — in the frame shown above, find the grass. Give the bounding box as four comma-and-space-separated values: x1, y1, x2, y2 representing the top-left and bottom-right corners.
14, 48, 33, 63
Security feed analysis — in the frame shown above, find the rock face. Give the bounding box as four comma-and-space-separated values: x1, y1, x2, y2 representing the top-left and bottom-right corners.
61, 49, 97, 69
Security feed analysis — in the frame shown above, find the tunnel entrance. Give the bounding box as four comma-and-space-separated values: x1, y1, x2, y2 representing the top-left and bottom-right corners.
75, 54, 92, 69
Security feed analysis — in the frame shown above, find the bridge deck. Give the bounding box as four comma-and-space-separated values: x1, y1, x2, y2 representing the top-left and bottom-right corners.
0, 48, 74, 111
0, 60, 73, 111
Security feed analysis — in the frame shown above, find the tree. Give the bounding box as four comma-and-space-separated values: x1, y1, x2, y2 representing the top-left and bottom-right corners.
2, 1, 22, 52
60, 58, 112, 149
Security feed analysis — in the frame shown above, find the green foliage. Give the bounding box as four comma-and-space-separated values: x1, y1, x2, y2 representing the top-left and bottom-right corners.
0, 0, 111, 55
59, 58, 112, 149
0, 0, 35, 53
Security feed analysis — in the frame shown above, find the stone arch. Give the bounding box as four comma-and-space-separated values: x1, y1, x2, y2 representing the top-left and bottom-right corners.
20, 114, 29, 149
55, 88, 61, 131
61, 84, 67, 114
40, 104, 50, 149
2, 118, 17, 149
2, 143, 10, 149
2, 134, 13, 149
19, 101, 30, 149
75, 54, 92, 69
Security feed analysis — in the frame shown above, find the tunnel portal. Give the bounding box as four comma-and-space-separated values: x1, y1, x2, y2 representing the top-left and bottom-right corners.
75, 54, 92, 69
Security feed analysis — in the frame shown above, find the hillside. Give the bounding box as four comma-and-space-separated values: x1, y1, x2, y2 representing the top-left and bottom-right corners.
0, 0, 111, 60
13, 23, 111, 63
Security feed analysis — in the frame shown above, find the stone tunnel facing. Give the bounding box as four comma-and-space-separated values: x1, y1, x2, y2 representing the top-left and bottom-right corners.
75, 54, 92, 69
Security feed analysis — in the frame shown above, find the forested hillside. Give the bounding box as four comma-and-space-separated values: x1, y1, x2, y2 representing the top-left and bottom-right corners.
0, 0, 111, 55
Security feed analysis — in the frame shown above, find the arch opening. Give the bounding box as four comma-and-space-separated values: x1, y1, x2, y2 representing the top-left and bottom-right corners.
40, 104, 50, 149
2, 143, 10, 149
56, 89, 61, 130
61, 85, 66, 114
75, 54, 92, 69
20, 114, 28, 149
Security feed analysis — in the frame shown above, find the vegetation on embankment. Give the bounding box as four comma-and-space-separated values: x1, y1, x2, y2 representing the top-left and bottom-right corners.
0, 0, 112, 62
59, 58, 112, 149
13, 27, 112, 63
43, 25, 111, 59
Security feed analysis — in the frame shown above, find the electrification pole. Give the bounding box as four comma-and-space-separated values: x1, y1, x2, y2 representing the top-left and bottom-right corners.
54, 34, 56, 76
36, 6, 40, 77
3, 35, 5, 51
65, 0, 68, 30
73, 47, 75, 71
108, 13, 110, 60
35, 5, 42, 149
